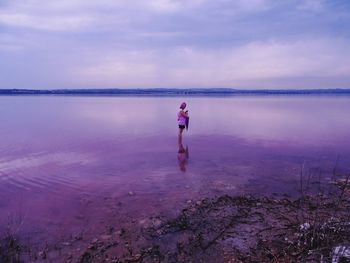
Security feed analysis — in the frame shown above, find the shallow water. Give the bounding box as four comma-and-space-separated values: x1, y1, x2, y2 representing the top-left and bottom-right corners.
0, 96, 350, 246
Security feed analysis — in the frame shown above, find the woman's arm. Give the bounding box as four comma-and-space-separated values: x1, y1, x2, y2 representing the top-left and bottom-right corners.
180, 110, 188, 118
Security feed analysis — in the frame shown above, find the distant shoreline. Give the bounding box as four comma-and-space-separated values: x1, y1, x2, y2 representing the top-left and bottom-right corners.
1, 88, 350, 96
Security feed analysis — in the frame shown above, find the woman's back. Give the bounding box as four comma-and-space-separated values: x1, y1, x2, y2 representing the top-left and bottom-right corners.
178, 110, 187, 125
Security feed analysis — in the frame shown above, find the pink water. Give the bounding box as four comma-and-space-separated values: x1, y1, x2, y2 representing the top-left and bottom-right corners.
0, 96, 350, 247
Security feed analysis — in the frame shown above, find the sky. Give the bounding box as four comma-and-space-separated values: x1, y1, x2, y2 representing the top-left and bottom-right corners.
0, 0, 350, 89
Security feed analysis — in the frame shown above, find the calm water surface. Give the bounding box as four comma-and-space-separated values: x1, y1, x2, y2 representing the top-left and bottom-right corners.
1, 96, 350, 245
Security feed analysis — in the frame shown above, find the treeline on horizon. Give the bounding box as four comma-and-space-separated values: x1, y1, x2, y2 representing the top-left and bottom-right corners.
1, 88, 350, 96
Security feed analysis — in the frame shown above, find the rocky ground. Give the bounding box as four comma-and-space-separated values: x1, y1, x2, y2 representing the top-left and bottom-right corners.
1, 175, 350, 263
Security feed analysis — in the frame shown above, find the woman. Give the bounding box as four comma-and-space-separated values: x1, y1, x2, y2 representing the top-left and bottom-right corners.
178, 102, 188, 143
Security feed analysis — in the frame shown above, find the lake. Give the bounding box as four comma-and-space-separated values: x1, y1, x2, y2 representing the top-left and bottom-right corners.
1, 96, 350, 254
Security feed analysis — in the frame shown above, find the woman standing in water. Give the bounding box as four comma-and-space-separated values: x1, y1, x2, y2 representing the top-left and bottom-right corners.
178, 102, 189, 144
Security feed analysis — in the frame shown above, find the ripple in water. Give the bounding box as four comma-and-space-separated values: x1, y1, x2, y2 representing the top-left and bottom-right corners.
0, 96, 349, 249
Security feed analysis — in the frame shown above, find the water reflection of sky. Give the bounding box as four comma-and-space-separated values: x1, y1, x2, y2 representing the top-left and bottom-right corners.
1, 96, 350, 149
1, 95, 350, 167
0, 95, 350, 245
69, 96, 350, 146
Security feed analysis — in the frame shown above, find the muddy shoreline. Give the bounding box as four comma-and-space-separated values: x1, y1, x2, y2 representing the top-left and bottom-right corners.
2, 174, 350, 263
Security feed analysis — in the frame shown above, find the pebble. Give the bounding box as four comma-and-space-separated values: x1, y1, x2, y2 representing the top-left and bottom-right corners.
153, 219, 162, 227
88, 244, 95, 250
62, 242, 71, 246
300, 222, 311, 231
114, 230, 122, 236
139, 219, 147, 225
100, 234, 112, 240
38, 251, 46, 259
74, 234, 83, 240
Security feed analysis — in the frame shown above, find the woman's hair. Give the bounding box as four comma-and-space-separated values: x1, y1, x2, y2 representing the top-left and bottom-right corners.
180, 102, 186, 109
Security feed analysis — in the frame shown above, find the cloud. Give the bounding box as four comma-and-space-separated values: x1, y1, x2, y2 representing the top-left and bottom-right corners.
0, 13, 94, 31
0, 34, 24, 51
72, 38, 350, 88
77, 51, 158, 87
0, 0, 273, 32
0, 0, 350, 89
297, 0, 325, 12
0, 1, 125, 32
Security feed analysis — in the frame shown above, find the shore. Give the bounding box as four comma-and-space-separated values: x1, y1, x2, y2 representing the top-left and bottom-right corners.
2, 173, 350, 262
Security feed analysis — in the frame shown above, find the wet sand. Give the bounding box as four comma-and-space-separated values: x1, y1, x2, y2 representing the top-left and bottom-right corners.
2, 171, 350, 262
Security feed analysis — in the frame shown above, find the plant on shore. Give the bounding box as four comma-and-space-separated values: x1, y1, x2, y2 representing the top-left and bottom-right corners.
0, 232, 23, 263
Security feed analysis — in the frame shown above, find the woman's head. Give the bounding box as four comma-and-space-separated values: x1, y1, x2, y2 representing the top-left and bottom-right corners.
180, 102, 187, 109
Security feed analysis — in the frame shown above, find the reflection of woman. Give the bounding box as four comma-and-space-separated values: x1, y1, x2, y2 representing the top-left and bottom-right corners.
178, 142, 189, 172
178, 102, 189, 144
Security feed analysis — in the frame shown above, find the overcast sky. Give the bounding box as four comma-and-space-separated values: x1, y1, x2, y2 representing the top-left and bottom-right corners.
0, 0, 349, 89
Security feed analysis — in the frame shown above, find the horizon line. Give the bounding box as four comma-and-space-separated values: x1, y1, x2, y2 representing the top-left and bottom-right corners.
1, 88, 350, 97
1, 87, 350, 91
